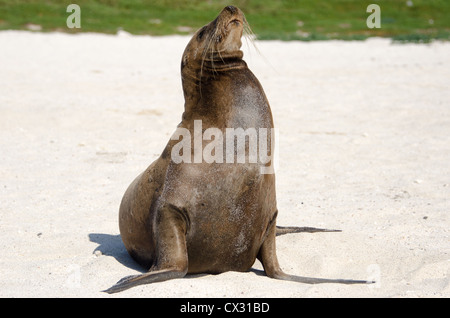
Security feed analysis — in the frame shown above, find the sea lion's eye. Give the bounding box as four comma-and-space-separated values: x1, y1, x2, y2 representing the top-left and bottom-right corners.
197, 27, 206, 40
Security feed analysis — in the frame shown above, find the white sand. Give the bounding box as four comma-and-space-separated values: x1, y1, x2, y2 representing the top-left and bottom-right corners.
0, 30, 449, 298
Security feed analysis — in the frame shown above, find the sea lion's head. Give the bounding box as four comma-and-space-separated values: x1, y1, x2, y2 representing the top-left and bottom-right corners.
181, 6, 247, 75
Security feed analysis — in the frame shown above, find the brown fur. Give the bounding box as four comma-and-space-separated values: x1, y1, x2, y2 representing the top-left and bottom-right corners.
104, 6, 371, 294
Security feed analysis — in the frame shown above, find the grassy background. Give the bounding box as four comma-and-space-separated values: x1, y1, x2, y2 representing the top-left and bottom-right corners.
0, 0, 449, 42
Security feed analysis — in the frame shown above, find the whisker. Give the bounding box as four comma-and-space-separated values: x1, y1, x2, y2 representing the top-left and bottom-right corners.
243, 19, 260, 55
243, 19, 277, 74
200, 29, 216, 94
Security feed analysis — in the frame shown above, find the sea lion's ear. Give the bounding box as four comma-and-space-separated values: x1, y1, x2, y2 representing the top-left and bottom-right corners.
182, 54, 188, 68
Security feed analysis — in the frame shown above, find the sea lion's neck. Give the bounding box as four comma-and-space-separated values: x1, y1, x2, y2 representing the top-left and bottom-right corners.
201, 50, 246, 72
181, 52, 247, 123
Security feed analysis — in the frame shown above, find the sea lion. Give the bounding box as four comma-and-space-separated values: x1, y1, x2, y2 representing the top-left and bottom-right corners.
105, 6, 371, 294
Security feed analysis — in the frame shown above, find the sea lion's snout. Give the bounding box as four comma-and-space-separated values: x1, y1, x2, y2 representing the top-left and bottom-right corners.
225, 5, 238, 14
216, 6, 245, 53
219, 5, 244, 30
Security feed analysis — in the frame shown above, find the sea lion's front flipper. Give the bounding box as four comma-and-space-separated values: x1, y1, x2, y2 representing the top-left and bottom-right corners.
104, 203, 189, 294
103, 268, 186, 294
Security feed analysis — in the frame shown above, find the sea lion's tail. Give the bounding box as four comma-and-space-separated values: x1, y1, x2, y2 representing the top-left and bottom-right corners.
276, 226, 340, 236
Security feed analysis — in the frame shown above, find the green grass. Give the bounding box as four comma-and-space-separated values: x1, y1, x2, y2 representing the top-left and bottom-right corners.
0, 0, 449, 42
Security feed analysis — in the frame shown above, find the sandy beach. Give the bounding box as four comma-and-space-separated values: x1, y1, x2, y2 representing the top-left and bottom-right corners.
0, 30, 449, 297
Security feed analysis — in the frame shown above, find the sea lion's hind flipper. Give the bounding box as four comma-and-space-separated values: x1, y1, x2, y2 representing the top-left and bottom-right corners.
260, 222, 374, 285
274, 273, 374, 285
103, 269, 186, 294
276, 226, 341, 236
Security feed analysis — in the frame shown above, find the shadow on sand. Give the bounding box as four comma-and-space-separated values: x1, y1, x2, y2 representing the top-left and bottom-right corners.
88, 233, 267, 282
88, 233, 144, 273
